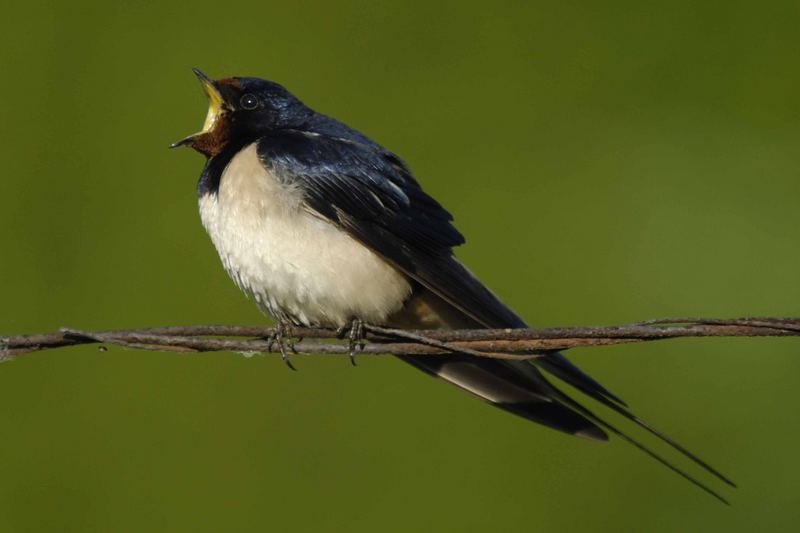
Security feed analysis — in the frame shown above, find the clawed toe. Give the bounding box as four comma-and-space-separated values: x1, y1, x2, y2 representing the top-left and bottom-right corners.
337, 318, 366, 366
267, 320, 298, 371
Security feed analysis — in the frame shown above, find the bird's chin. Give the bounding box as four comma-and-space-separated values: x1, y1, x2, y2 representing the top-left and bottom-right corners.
170, 67, 228, 156
172, 128, 228, 158
170, 102, 227, 152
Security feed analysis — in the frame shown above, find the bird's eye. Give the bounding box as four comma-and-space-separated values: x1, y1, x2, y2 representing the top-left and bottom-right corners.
240, 93, 259, 110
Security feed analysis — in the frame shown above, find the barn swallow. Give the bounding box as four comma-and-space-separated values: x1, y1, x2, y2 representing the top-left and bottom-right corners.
172, 69, 734, 502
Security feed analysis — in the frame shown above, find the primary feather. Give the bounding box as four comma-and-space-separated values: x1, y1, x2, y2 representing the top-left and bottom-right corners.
184, 72, 734, 503
255, 126, 734, 501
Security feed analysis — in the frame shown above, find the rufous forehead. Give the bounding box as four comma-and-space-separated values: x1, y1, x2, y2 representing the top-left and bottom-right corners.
215, 77, 243, 89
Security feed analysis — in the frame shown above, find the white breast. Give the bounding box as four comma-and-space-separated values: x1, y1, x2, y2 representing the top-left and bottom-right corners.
198, 143, 412, 327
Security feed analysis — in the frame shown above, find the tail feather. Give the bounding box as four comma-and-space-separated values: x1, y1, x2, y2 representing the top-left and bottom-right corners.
546, 380, 732, 505
389, 284, 734, 501
534, 356, 736, 487
398, 354, 608, 441
538, 352, 628, 406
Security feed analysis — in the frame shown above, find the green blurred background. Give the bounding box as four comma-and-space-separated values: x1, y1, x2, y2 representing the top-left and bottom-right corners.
1, 1, 799, 531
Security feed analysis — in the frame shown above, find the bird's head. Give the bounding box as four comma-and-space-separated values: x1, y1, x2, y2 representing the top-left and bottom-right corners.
172, 69, 311, 157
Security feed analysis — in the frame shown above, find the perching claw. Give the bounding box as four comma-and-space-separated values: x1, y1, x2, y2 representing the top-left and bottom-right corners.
267, 320, 298, 370
336, 318, 366, 366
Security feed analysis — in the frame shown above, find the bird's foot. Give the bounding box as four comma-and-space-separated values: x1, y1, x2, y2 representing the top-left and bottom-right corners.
336, 318, 366, 366
267, 320, 298, 371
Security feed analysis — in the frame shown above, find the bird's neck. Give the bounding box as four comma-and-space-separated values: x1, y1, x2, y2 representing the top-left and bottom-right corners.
196, 136, 251, 197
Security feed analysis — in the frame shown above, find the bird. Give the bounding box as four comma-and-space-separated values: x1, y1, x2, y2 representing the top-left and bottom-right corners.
172, 69, 734, 503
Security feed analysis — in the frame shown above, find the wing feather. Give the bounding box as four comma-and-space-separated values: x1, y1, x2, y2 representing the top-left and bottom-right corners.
254, 129, 733, 499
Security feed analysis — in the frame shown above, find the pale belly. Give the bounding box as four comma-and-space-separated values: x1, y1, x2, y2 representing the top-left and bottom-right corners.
198, 143, 412, 327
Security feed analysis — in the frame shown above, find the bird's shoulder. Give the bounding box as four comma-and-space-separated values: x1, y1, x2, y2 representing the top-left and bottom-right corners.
254, 127, 465, 252
251, 126, 526, 330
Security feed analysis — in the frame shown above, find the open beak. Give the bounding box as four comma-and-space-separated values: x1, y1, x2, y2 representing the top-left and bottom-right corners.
170, 68, 227, 148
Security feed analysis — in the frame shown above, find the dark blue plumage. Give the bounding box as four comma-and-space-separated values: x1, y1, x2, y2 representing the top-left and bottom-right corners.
175, 70, 735, 503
